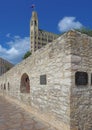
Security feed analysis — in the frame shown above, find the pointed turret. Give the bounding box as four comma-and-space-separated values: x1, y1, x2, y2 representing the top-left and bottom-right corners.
30, 11, 39, 54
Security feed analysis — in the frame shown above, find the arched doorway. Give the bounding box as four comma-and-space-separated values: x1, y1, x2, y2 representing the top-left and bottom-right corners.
20, 73, 30, 93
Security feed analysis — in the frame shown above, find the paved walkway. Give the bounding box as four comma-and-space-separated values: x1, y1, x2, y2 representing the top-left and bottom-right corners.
0, 96, 57, 130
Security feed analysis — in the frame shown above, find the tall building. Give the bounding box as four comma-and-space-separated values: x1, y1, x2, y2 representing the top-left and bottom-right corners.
0, 58, 14, 76
30, 11, 59, 54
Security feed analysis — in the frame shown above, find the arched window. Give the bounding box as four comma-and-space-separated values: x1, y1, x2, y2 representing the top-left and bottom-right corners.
31, 21, 33, 26
20, 73, 30, 93
34, 20, 37, 26
1, 84, 2, 90
8, 82, 10, 91
4, 84, 6, 90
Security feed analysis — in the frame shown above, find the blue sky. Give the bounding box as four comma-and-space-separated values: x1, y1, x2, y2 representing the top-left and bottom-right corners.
0, 0, 92, 64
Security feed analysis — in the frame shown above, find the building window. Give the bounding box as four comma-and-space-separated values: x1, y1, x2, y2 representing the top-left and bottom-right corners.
38, 37, 40, 40
31, 31, 33, 35
4, 84, 6, 90
75, 71, 88, 86
34, 21, 37, 26
40, 75, 47, 85
31, 21, 33, 25
1, 84, 2, 90
8, 82, 10, 91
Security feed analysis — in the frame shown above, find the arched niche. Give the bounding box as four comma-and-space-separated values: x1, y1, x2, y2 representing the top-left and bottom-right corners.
20, 73, 30, 93
4, 83, 6, 90
8, 82, 10, 91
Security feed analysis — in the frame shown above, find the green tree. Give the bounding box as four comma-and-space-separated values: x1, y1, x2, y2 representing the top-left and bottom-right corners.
23, 51, 32, 59
5, 64, 11, 71
76, 27, 92, 37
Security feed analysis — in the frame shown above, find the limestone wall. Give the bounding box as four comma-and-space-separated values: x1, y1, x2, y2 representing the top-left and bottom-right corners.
0, 33, 72, 130
69, 31, 92, 130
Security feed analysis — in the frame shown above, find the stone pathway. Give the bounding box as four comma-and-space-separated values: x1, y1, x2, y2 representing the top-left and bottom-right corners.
0, 96, 57, 130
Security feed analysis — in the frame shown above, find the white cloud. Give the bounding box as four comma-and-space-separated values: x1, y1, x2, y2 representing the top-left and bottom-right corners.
7, 47, 19, 55
0, 36, 30, 64
0, 45, 7, 53
58, 17, 83, 32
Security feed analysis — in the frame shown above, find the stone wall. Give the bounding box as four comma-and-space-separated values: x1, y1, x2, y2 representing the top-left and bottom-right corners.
0, 33, 72, 130
0, 30, 91, 130
69, 31, 92, 130
0, 57, 14, 76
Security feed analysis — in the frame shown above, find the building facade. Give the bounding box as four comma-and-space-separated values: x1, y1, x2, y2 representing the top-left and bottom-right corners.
30, 11, 59, 53
0, 30, 92, 130
0, 58, 14, 76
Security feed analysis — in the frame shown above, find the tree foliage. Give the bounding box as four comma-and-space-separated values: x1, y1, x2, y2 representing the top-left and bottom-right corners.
23, 51, 31, 59
76, 28, 92, 37
5, 64, 11, 71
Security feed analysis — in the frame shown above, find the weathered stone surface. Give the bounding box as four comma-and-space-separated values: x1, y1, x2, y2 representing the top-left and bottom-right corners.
0, 30, 92, 130
71, 55, 81, 64
70, 31, 92, 130
0, 32, 71, 130
0, 95, 57, 130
